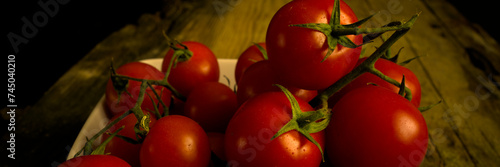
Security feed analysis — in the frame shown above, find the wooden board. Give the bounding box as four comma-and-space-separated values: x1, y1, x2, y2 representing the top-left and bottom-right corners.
5, 0, 499, 166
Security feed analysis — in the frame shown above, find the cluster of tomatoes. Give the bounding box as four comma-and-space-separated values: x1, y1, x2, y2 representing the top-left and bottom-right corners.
60, 0, 430, 167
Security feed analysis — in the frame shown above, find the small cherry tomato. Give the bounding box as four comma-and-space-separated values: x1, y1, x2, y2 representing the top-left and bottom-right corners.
140, 115, 211, 167
161, 41, 220, 97
329, 58, 421, 107
101, 113, 156, 167
184, 82, 238, 133
236, 60, 317, 105
225, 92, 324, 167
235, 42, 267, 82
105, 62, 171, 117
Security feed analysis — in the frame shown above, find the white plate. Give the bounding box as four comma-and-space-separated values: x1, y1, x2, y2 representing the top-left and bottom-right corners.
67, 58, 237, 159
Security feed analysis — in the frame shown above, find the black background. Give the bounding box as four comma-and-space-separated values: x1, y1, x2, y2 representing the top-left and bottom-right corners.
4, 0, 163, 108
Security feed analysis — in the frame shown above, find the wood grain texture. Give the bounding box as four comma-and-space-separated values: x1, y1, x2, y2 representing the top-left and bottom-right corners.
4, 0, 499, 166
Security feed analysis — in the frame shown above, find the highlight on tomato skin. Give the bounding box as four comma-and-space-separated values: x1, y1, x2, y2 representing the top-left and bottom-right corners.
326, 85, 428, 167
236, 60, 318, 106
225, 92, 324, 167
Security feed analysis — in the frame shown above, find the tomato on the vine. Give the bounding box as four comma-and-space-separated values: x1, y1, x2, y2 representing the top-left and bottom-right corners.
105, 62, 171, 117
225, 92, 324, 167
58, 155, 130, 167
101, 113, 156, 167
140, 115, 211, 167
235, 42, 267, 82
184, 82, 238, 133
236, 60, 317, 105
329, 57, 421, 107
326, 85, 428, 166
161, 41, 220, 97
266, 0, 363, 90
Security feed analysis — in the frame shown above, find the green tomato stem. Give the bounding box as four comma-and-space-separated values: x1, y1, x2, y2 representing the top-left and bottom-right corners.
309, 13, 419, 109
74, 110, 132, 157
91, 126, 124, 155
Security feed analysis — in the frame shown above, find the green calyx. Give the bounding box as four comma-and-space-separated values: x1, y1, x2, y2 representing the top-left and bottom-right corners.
271, 1, 423, 161
254, 43, 268, 60
271, 84, 331, 161
170, 42, 194, 66
163, 30, 193, 66
309, 13, 419, 108
290, 0, 412, 62
110, 62, 131, 101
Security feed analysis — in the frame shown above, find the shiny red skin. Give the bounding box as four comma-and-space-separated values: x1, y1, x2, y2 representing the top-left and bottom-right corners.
58, 155, 130, 167
225, 92, 325, 167
184, 82, 238, 133
101, 113, 156, 167
235, 42, 267, 82
266, 0, 362, 90
329, 58, 422, 107
105, 62, 171, 117
140, 115, 211, 167
326, 86, 428, 167
161, 41, 220, 97
236, 60, 318, 105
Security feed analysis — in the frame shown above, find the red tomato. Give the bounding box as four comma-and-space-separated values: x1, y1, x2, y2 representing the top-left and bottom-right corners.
207, 132, 226, 161
235, 42, 267, 82
101, 113, 156, 167
225, 92, 324, 167
161, 41, 220, 97
236, 60, 317, 105
329, 58, 422, 107
58, 155, 130, 167
266, 0, 362, 90
326, 85, 428, 166
184, 82, 238, 132
140, 115, 211, 167
105, 62, 171, 117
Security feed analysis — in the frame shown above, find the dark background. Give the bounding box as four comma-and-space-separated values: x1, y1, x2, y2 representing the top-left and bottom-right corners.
2, 0, 498, 166
4, 0, 163, 108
